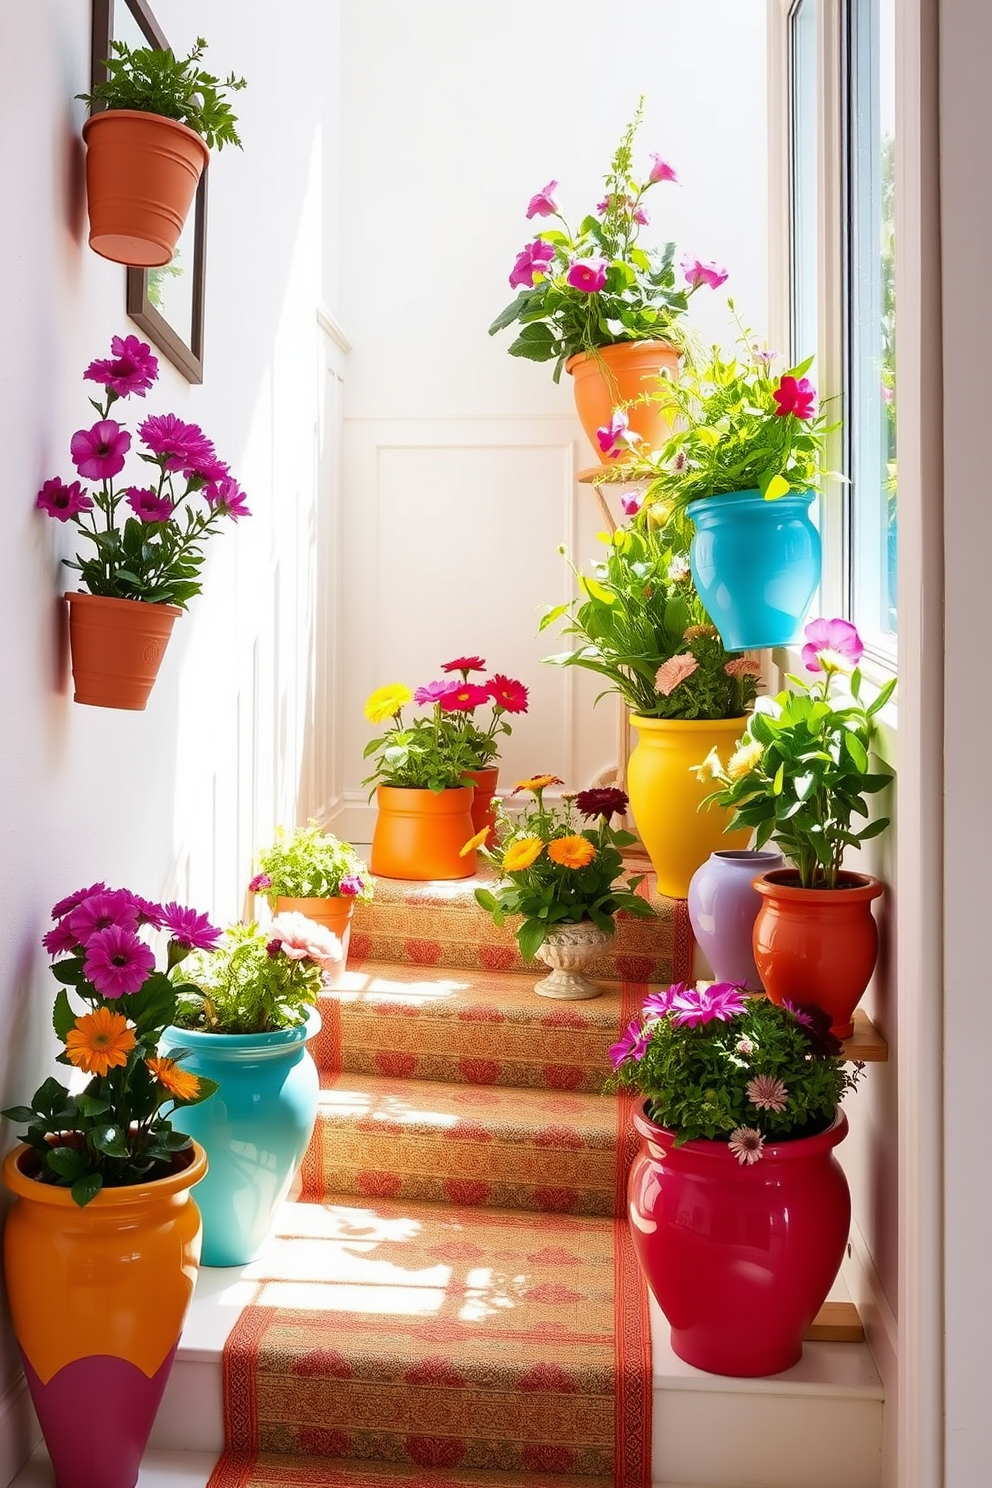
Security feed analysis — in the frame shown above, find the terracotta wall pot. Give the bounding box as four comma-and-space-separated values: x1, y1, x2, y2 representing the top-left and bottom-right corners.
463, 766, 499, 844
65, 591, 181, 711
370, 785, 477, 880
2, 1141, 206, 1488
752, 869, 884, 1038
566, 341, 679, 462
628, 1105, 850, 1377
272, 895, 353, 988
82, 109, 209, 268
626, 715, 751, 900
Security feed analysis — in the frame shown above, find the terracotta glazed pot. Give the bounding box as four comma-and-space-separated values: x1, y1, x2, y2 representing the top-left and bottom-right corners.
370, 784, 477, 880
82, 109, 209, 268
464, 766, 499, 845
2, 1141, 206, 1488
65, 591, 181, 710
628, 1105, 850, 1377
272, 895, 353, 988
626, 715, 751, 900
566, 341, 679, 461
533, 920, 612, 1000
752, 869, 884, 1038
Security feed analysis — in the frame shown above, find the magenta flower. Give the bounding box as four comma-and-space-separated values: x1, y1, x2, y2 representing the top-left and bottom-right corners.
130, 895, 165, 928
159, 902, 223, 951
782, 999, 815, 1029
51, 883, 107, 919
681, 256, 729, 291
139, 413, 213, 472
67, 890, 141, 946
620, 491, 643, 517
84, 334, 159, 398
266, 940, 282, 959
566, 258, 608, 294
525, 180, 559, 219
642, 987, 676, 1023
508, 239, 555, 289
440, 682, 492, 713
772, 375, 817, 421
36, 478, 94, 522
70, 420, 131, 481
608, 1018, 650, 1069
596, 409, 641, 459
126, 486, 174, 522
42, 920, 79, 957
338, 874, 364, 897
488, 675, 529, 714
84, 925, 156, 998
414, 679, 461, 707
669, 981, 747, 1028
801, 617, 864, 674
648, 155, 679, 184
441, 656, 487, 674
204, 476, 251, 521
248, 873, 273, 894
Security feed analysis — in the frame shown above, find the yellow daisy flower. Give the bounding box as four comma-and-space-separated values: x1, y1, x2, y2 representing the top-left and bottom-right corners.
65, 1007, 136, 1078
503, 837, 545, 872
547, 835, 597, 869
512, 774, 564, 793
146, 1057, 201, 1103
364, 683, 413, 725
727, 739, 764, 781
459, 828, 489, 857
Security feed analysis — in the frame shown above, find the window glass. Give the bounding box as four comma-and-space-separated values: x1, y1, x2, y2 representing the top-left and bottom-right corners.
790, 0, 819, 360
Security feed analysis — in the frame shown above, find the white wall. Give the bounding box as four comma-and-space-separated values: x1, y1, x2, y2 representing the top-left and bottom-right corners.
332, 0, 767, 840
0, 0, 340, 1416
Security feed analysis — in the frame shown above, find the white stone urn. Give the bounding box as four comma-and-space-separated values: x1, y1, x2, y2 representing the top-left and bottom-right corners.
533, 920, 612, 1000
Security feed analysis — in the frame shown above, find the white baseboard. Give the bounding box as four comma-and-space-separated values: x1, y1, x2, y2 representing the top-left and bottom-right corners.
0, 1372, 41, 1488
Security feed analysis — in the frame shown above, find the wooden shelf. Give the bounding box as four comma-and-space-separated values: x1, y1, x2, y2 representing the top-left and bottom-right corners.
841, 1007, 888, 1062
804, 1300, 864, 1343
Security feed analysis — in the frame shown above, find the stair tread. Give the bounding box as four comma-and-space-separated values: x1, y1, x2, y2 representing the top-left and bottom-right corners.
317, 1067, 618, 1132
204, 1453, 615, 1487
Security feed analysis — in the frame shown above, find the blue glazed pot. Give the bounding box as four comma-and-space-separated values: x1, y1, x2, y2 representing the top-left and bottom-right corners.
160, 1008, 320, 1267
687, 489, 821, 651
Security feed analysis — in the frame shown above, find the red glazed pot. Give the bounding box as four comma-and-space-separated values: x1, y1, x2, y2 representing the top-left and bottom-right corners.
628, 1105, 850, 1377
752, 869, 884, 1038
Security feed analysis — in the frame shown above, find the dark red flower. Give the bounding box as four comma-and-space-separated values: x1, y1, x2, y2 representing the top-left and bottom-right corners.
440, 656, 487, 673
488, 674, 529, 714
575, 786, 629, 819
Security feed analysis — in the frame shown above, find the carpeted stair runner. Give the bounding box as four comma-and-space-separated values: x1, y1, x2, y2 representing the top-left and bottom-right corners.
207, 877, 693, 1488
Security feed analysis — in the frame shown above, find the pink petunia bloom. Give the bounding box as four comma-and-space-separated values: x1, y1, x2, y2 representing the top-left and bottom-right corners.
567, 258, 608, 294
84, 925, 156, 998
84, 334, 159, 398
655, 653, 699, 697
248, 873, 272, 893
649, 155, 679, 184
724, 656, 764, 679
620, 491, 643, 517
608, 1017, 650, 1070
42, 920, 80, 957
70, 420, 131, 481
126, 486, 174, 522
204, 476, 251, 521
596, 409, 641, 459
36, 478, 94, 522
642, 986, 677, 1023
159, 902, 223, 951
525, 180, 559, 219
728, 1127, 765, 1165
269, 911, 342, 971
508, 239, 555, 289
67, 890, 141, 946
51, 883, 107, 919
338, 874, 364, 897
669, 981, 748, 1028
681, 256, 729, 291
414, 679, 461, 706
772, 375, 817, 421
139, 413, 214, 473
440, 682, 492, 713
801, 616, 864, 674
441, 656, 487, 674
488, 674, 529, 714
746, 1074, 789, 1112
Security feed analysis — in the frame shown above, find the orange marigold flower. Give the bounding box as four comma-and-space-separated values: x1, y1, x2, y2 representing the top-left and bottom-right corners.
146, 1057, 201, 1103
460, 828, 489, 857
65, 1007, 136, 1078
503, 837, 545, 872
512, 774, 564, 793
547, 835, 597, 869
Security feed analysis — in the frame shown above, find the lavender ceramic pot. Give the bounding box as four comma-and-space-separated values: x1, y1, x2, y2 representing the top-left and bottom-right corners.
687, 850, 784, 990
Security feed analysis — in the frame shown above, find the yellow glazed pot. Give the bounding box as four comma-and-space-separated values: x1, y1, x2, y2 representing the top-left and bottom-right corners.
627, 715, 751, 900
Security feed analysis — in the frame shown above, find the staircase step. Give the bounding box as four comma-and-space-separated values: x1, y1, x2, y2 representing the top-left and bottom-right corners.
314, 961, 638, 1092
299, 1072, 623, 1216
350, 868, 686, 985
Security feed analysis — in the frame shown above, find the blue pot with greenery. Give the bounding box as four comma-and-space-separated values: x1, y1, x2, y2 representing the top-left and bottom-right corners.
688, 489, 822, 651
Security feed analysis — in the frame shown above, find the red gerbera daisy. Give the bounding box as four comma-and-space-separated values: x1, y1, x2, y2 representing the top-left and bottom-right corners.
440, 656, 487, 674
488, 674, 529, 714
440, 683, 491, 712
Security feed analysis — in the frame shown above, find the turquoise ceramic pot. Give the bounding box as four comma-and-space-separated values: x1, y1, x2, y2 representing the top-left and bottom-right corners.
687, 489, 821, 651
160, 1008, 320, 1267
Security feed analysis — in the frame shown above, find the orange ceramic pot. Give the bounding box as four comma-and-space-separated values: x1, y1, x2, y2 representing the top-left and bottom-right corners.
566, 341, 680, 462
752, 870, 885, 1038
82, 109, 209, 268
66, 591, 181, 711
464, 766, 499, 845
2, 1141, 206, 1488
370, 785, 477, 880
273, 895, 354, 987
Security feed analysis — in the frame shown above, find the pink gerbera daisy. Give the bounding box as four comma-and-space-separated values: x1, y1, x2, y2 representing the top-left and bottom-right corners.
728, 1127, 766, 1165
66, 890, 141, 946
83, 925, 156, 998
746, 1074, 789, 1112
159, 902, 222, 951
655, 653, 699, 697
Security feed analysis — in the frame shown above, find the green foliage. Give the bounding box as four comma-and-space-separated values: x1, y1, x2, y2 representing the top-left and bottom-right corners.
609, 990, 862, 1145
80, 37, 246, 150
67, 499, 224, 609
700, 662, 895, 889
254, 821, 372, 903
542, 521, 761, 719
363, 710, 483, 793
173, 919, 331, 1035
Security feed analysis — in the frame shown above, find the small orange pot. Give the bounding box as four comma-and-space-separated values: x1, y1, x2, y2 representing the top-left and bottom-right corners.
566, 341, 680, 462
752, 869, 885, 1038
66, 591, 181, 711
464, 766, 499, 845
370, 785, 477, 881
273, 895, 354, 987
82, 109, 209, 268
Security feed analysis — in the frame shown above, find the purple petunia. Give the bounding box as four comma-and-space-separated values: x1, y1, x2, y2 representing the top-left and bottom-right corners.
204, 476, 251, 521
126, 486, 174, 523
84, 334, 159, 399
508, 238, 555, 289
70, 420, 131, 481
248, 873, 273, 894
801, 617, 864, 674
36, 478, 94, 522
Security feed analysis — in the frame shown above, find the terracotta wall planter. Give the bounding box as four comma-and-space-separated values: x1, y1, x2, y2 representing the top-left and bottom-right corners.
273, 895, 353, 988
370, 785, 477, 881
65, 591, 181, 711
566, 341, 679, 461
82, 109, 209, 268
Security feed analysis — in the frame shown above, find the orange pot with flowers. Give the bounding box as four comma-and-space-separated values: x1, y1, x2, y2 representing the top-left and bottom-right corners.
1, 884, 221, 1488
